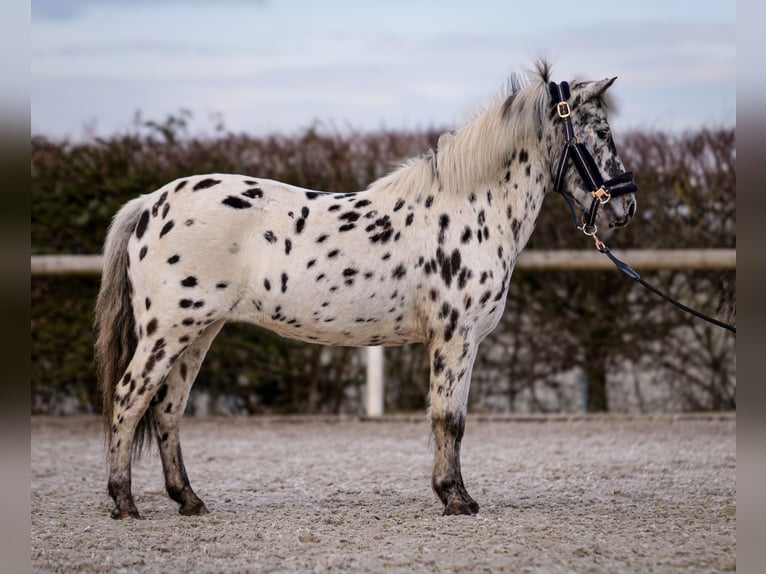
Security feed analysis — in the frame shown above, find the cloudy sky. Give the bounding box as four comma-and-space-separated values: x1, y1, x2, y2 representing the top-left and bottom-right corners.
31, 0, 735, 140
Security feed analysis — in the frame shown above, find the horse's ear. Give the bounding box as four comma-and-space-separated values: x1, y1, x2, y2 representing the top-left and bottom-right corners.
577, 77, 617, 102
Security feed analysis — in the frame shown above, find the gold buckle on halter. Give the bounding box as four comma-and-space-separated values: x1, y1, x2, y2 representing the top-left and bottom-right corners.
591, 186, 611, 205
556, 102, 571, 118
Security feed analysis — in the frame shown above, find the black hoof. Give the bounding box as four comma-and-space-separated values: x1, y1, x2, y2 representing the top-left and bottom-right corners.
110, 505, 141, 519
443, 500, 480, 516
179, 500, 209, 516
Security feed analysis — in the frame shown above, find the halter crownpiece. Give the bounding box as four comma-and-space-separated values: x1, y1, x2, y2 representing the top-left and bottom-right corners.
548, 81, 638, 234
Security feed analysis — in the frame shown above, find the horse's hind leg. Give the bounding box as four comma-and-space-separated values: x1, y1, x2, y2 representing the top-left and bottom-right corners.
150, 320, 224, 516
428, 335, 480, 516
108, 336, 187, 519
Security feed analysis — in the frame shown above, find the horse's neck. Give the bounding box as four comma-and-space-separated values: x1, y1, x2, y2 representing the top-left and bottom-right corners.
491, 144, 549, 255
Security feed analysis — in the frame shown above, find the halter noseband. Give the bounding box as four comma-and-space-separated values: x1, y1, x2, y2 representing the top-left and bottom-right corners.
548, 81, 638, 235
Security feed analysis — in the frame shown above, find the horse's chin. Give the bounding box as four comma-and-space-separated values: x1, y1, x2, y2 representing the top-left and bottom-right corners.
609, 216, 633, 229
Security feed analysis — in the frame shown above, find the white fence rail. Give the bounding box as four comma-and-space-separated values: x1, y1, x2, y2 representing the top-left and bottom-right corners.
31, 249, 736, 275
31, 249, 736, 416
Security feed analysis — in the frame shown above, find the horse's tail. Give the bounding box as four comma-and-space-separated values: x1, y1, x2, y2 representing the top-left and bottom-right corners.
94, 197, 154, 457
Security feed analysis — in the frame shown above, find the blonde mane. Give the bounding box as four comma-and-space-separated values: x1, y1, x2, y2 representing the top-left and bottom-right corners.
369, 61, 552, 198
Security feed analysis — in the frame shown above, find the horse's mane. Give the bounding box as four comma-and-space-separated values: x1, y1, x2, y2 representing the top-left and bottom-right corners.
368, 60, 553, 198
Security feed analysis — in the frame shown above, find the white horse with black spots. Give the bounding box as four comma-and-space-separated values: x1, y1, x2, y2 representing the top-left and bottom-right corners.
95, 61, 637, 518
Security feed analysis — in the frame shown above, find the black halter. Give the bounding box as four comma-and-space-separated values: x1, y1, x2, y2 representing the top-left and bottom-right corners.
548, 81, 638, 234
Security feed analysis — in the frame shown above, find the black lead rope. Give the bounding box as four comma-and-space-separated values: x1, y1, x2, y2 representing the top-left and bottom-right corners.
548, 80, 736, 334
596, 240, 736, 334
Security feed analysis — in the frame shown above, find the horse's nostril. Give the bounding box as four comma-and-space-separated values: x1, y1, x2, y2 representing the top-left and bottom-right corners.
627, 201, 636, 218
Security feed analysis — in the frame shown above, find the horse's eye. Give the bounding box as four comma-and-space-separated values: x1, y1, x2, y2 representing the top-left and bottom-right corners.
596, 128, 611, 140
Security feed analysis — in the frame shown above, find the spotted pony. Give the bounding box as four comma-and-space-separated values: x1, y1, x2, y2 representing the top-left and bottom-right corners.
95, 61, 637, 519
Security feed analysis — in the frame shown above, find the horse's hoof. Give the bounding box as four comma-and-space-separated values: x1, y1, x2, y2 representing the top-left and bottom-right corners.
179, 501, 209, 516
110, 506, 141, 520
443, 501, 479, 516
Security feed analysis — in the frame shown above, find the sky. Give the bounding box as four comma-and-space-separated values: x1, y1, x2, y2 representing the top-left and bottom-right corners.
30, 0, 735, 140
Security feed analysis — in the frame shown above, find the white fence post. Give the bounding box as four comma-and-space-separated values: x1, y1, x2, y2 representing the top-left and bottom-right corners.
365, 346, 384, 417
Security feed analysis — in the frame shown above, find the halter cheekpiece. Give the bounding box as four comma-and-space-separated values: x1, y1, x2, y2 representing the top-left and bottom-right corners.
548, 81, 638, 235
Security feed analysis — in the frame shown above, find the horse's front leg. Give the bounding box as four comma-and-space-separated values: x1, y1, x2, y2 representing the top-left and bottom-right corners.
428, 332, 480, 516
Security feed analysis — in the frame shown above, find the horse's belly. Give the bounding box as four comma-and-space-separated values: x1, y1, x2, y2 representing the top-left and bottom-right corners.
238, 305, 422, 347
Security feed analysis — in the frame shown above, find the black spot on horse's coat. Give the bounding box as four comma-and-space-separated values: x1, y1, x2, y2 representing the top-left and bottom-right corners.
301, 206, 310, 219
263, 278, 271, 291
438, 214, 450, 244
193, 178, 221, 191
139, 246, 148, 260
284, 239, 292, 255
436, 248, 462, 288
381, 252, 391, 261
370, 228, 393, 244
444, 309, 459, 342
327, 249, 340, 258
146, 318, 158, 336
216, 282, 228, 290
519, 149, 529, 163
179, 335, 190, 344
281, 273, 288, 293
393, 199, 405, 211
180, 299, 193, 308
193, 300, 205, 308
460, 226, 472, 244
136, 210, 150, 239
153, 383, 168, 405
160, 220, 175, 238
175, 180, 187, 192
152, 191, 168, 217
305, 192, 319, 200
457, 267, 472, 290
242, 187, 263, 199
145, 297, 151, 310
511, 218, 521, 242
182, 318, 195, 326
525, 165, 531, 176
162, 203, 170, 219
180, 362, 188, 381
181, 276, 197, 288
354, 199, 371, 208
425, 196, 434, 208
222, 196, 251, 209
327, 204, 341, 213
391, 264, 406, 280
468, 193, 477, 204
506, 205, 513, 219
486, 190, 493, 205
339, 211, 360, 222
316, 234, 329, 243
164, 402, 173, 413
307, 258, 317, 268
295, 218, 306, 234
479, 290, 492, 305
263, 230, 277, 243
405, 213, 414, 226
343, 267, 358, 285
339, 223, 356, 232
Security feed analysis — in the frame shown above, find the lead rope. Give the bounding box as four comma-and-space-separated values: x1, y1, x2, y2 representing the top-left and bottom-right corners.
589, 234, 736, 334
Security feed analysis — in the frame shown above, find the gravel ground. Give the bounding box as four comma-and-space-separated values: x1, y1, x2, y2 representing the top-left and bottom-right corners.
31, 414, 735, 573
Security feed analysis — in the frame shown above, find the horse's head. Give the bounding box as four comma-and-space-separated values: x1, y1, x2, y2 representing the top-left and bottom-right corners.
544, 76, 637, 235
